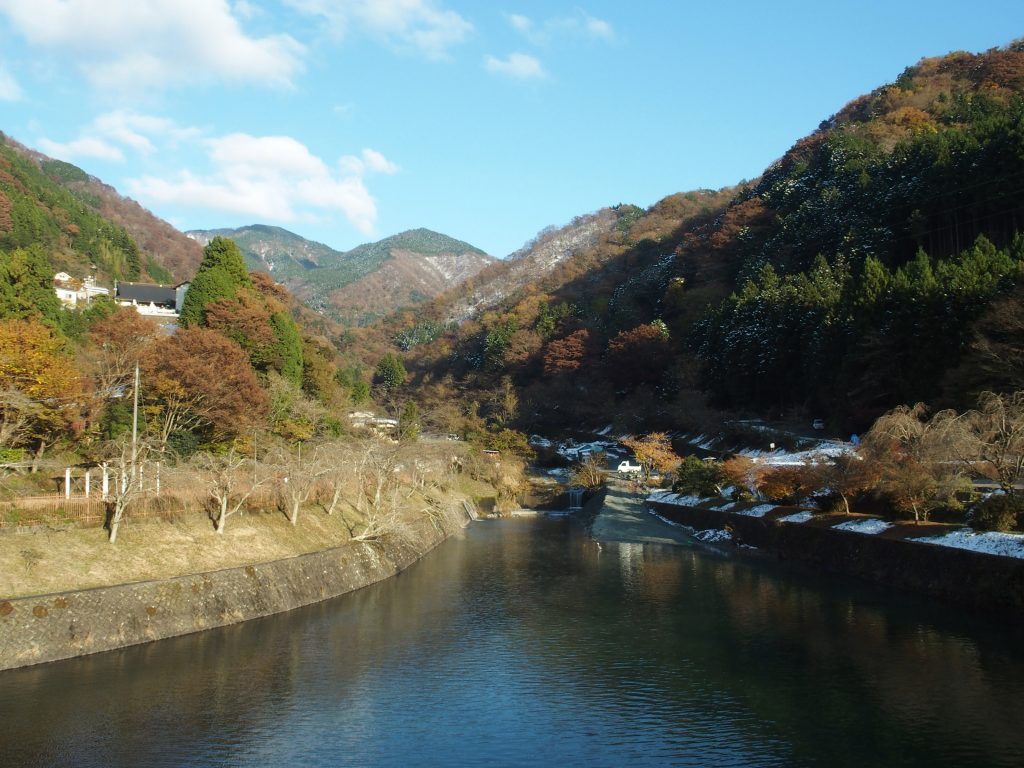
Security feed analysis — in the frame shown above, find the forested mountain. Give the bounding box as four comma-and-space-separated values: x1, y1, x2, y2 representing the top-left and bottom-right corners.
691, 43, 1024, 424
187, 225, 494, 325
0, 133, 201, 282
359, 41, 1024, 437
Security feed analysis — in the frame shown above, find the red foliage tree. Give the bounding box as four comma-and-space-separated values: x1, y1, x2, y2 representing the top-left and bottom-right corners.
140, 327, 269, 446
543, 329, 596, 376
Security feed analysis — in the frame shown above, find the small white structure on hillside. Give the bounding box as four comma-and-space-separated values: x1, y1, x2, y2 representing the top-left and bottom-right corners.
53, 273, 111, 308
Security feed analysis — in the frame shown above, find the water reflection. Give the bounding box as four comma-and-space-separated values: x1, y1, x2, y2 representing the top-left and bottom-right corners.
2, 519, 1023, 767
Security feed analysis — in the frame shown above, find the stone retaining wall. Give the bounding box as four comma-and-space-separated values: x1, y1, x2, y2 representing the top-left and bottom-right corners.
649, 501, 1024, 614
0, 512, 467, 671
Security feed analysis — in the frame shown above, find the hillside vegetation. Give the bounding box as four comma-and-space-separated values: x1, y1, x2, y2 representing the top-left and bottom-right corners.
1, 134, 201, 282
0, 134, 152, 283
335, 42, 1023, 442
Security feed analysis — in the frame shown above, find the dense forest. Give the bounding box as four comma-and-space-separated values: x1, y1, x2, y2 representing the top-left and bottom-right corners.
0, 134, 176, 284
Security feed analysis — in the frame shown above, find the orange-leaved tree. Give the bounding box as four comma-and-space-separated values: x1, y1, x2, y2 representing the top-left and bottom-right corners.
621, 432, 679, 482
0, 318, 83, 467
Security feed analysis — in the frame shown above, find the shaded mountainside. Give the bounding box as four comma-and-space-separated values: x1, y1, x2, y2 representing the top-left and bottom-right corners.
0, 133, 201, 282
188, 225, 494, 325
688, 42, 1024, 424
357, 41, 1024, 438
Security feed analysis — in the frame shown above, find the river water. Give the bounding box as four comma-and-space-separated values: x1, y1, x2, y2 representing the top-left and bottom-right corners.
3, 518, 1024, 767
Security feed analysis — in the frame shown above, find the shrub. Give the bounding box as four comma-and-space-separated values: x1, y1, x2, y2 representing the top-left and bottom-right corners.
673, 455, 724, 497
969, 494, 1023, 532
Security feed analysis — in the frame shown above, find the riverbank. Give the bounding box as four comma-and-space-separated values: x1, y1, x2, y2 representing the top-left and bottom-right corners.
589, 480, 692, 546
0, 498, 477, 671
646, 496, 1024, 615
585, 479, 1024, 615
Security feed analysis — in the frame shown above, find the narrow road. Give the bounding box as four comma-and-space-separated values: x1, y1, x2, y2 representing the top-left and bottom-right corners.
590, 479, 694, 546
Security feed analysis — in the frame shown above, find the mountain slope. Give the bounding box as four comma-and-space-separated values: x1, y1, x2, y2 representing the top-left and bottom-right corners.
187, 225, 495, 325
359, 41, 1024, 436
1, 133, 202, 282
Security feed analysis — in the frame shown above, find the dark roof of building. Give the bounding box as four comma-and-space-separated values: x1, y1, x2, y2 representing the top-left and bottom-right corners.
115, 282, 177, 305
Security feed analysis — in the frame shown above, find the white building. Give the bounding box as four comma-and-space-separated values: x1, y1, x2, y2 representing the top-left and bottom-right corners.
53, 274, 111, 309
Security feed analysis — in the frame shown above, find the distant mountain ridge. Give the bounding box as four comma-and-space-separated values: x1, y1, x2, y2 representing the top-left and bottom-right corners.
187, 225, 494, 325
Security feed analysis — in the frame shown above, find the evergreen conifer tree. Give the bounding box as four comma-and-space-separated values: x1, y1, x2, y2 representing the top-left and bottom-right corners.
179, 237, 252, 327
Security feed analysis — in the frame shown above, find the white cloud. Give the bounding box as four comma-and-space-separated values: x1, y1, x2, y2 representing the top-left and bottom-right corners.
505, 9, 614, 45
127, 133, 392, 235
232, 0, 261, 20
286, 0, 472, 59
38, 110, 199, 163
583, 14, 614, 40
0, 0, 304, 92
92, 110, 200, 154
339, 148, 400, 176
506, 14, 532, 35
484, 53, 546, 80
37, 136, 125, 163
0, 63, 22, 101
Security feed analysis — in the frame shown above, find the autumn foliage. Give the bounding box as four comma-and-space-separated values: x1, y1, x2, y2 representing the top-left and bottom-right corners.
0, 318, 83, 453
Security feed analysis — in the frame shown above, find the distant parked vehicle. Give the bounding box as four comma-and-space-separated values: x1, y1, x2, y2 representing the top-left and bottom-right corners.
618, 460, 642, 476
812, 419, 825, 430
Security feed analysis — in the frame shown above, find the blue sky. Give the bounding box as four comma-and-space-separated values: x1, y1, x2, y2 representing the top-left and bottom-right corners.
0, 1, 1022, 259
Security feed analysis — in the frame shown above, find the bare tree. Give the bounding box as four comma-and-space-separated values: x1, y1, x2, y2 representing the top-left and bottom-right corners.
570, 451, 607, 490
272, 443, 329, 526
933, 391, 1024, 496
193, 448, 267, 534
313, 441, 357, 517
100, 437, 153, 544
864, 404, 965, 523
343, 440, 414, 544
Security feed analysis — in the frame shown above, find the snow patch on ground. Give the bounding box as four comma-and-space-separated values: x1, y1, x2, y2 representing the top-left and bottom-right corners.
760, 442, 853, 467
778, 511, 814, 524
909, 529, 1024, 559
647, 509, 733, 544
694, 528, 733, 543
834, 518, 894, 535
647, 491, 704, 507
735, 504, 775, 518
712, 500, 740, 511
557, 439, 617, 461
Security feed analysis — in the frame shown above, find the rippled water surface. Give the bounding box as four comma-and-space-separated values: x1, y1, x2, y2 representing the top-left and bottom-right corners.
3, 519, 1024, 767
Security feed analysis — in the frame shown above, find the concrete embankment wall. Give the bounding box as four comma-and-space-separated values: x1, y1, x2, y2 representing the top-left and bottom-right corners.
0, 513, 466, 672
649, 502, 1024, 613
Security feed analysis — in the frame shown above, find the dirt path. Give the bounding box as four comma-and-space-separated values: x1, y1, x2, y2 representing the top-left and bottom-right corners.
590, 480, 693, 546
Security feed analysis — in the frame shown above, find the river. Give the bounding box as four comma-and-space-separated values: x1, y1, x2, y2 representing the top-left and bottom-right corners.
2, 518, 1023, 767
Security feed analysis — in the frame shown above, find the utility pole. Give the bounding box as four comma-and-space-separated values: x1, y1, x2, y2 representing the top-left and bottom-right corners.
132, 361, 139, 488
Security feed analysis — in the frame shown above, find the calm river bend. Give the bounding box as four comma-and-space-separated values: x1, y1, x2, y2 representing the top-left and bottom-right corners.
3, 518, 1024, 767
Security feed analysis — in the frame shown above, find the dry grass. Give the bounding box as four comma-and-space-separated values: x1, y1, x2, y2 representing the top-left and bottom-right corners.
0, 507, 361, 599
0, 440, 497, 600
